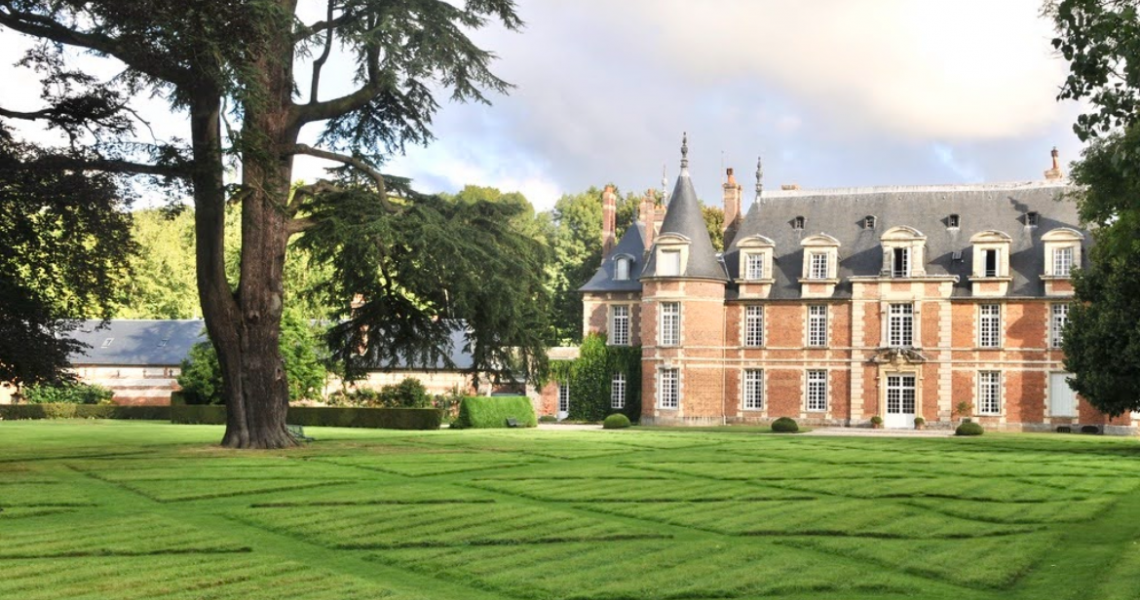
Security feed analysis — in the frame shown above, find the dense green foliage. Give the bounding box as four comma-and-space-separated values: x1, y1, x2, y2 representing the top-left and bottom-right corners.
4, 422, 1140, 599
0, 404, 170, 420
956, 421, 985, 436
0, 128, 135, 386
549, 333, 642, 422
328, 378, 433, 408
1051, 1, 1140, 416
453, 396, 537, 429
603, 413, 632, 429
771, 417, 799, 433
21, 383, 113, 405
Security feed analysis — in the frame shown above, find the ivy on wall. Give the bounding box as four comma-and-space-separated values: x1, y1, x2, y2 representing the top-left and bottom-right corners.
549, 333, 642, 422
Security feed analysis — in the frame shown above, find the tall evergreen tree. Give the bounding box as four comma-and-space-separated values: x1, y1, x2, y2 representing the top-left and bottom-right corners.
0, 0, 542, 447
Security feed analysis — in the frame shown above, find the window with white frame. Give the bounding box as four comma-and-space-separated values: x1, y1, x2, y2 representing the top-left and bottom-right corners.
615, 257, 630, 281
1053, 247, 1073, 277
808, 305, 827, 347
888, 303, 914, 347
659, 368, 679, 409
659, 250, 681, 276
806, 370, 827, 411
558, 383, 570, 413
892, 247, 910, 278
611, 305, 630, 346
660, 302, 680, 346
983, 248, 999, 277
978, 371, 1001, 415
745, 305, 764, 347
611, 372, 626, 409
979, 304, 1001, 348
743, 369, 764, 410
745, 253, 765, 280
809, 252, 829, 279
1052, 303, 1069, 348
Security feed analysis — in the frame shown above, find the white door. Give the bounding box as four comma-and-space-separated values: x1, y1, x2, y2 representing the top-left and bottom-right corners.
1050, 372, 1077, 417
557, 384, 570, 420
885, 375, 916, 429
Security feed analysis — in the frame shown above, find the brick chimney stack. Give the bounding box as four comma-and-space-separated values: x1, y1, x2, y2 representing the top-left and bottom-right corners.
602, 185, 617, 257
1044, 146, 1064, 181
722, 167, 743, 248
640, 188, 656, 248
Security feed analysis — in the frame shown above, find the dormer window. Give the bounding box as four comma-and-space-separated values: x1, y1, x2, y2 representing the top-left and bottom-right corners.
1026, 212, 1039, 227
1052, 247, 1073, 276
983, 249, 999, 277
968, 230, 1013, 296
101, 338, 114, 348
659, 250, 681, 276
948, 214, 960, 229
792, 216, 805, 230
1041, 228, 1084, 295
614, 257, 630, 281
864, 215, 876, 229
735, 235, 776, 295
809, 252, 829, 279
880, 226, 927, 279
745, 253, 764, 279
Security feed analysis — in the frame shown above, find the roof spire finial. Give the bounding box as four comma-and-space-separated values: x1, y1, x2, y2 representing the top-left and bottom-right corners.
754, 155, 763, 202
680, 131, 689, 172
661, 164, 668, 205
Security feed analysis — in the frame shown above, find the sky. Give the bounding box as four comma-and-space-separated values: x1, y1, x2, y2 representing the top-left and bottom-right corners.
0, 0, 1082, 212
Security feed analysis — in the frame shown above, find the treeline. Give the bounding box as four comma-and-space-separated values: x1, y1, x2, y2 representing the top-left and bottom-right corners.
118, 184, 723, 346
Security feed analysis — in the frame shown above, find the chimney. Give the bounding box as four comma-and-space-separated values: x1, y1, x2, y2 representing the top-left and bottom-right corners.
601, 185, 617, 257
1044, 146, 1064, 181
640, 188, 656, 248
781, 183, 801, 191
722, 168, 742, 248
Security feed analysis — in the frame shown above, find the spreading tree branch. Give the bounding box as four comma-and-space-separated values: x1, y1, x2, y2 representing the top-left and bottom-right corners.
308, 0, 336, 104
289, 143, 396, 212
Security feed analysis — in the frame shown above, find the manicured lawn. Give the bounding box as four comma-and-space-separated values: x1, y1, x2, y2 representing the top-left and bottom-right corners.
2, 421, 1140, 599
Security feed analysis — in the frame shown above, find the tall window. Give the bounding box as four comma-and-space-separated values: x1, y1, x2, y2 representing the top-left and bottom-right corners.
611, 305, 630, 346
743, 369, 764, 410
1052, 303, 1069, 348
892, 247, 910, 278
558, 383, 570, 414
888, 303, 914, 347
978, 371, 1001, 415
745, 253, 764, 280
611, 372, 626, 409
809, 252, 829, 279
979, 304, 1001, 348
983, 249, 999, 277
745, 305, 764, 347
660, 302, 680, 346
1053, 247, 1073, 277
615, 258, 630, 281
659, 250, 681, 276
808, 305, 827, 347
806, 370, 827, 411
659, 368, 679, 409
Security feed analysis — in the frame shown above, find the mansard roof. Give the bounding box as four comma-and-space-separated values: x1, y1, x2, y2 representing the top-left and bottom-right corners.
641, 171, 728, 281
579, 221, 647, 293
723, 181, 1082, 299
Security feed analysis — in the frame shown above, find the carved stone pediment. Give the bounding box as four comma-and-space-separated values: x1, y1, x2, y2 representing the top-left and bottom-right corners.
870, 347, 927, 365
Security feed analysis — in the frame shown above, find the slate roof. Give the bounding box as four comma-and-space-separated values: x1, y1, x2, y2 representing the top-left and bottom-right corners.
579, 221, 647, 292
722, 181, 1084, 299
69, 320, 206, 366
641, 170, 729, 281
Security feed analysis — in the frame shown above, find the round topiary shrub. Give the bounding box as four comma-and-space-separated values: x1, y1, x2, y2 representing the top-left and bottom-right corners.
538, 415, 558, 423
870, 415, 883, 426
771, 417, 799, 433
955, 421, 984, 436
603, 413, 631, 429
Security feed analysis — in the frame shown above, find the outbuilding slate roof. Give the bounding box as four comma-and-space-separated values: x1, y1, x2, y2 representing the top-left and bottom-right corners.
641, 170, 729, 282
579, 221, 647, 292
69, 320, 206, 366
722, 181, 1083, 299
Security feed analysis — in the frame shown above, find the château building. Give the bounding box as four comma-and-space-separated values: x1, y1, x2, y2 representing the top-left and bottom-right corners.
569, 135, 1135, 433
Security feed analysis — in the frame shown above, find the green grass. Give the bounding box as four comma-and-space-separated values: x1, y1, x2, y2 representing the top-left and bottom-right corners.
3, 420, 1140, 600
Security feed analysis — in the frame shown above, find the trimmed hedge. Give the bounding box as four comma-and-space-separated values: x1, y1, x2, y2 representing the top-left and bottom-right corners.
771, 417, 799, 433
453, 396, 537, 429
0, 404, 171, 420
603, 413, 631, 429
169, 405, 443, 430
956, 421, 985, 436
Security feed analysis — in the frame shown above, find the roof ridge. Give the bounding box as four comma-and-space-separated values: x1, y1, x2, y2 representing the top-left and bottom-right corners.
762, 180, 1069, 199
